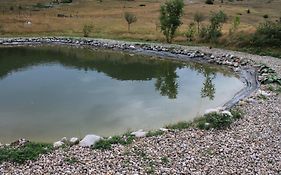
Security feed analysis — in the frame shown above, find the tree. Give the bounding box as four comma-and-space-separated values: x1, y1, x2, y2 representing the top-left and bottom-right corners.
159, 0, 184, 43
208, 10, 228, 42
193, 12, 205, 33
124, 12, 137, 32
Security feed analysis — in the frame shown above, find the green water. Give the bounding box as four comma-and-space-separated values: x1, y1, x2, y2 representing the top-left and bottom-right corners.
0, 46, 245, 143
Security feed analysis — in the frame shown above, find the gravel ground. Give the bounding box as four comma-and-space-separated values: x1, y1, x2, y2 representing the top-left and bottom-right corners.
0, 39, 280, 175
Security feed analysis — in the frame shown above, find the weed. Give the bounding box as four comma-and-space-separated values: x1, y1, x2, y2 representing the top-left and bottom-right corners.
146, 130, 164, 137
161, 156, 169, 164
165, 121, 191, 130
64, 157, 79, 164
0, 142, 52, 164
195, 112, 233, 130
93, 134, 135, 150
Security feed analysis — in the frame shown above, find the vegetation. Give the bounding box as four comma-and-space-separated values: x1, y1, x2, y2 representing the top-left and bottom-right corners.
146, 130, 164, 137
83, 24, 93, 37
195, 112, 233, 130
185, 23, 196, 41
93, 134, 135, 150
193, 12, 205, 33
229, 16, 240, 35
165, 121, 191, 130
0, 142, 52, 164
124, 12, 137, 32
159, 0, 184, 43
252, 21, 281, 47
205, 0, 214, 4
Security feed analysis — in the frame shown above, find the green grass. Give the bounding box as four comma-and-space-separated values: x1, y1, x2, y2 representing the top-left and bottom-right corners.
93, 134, 135, 150
165, 121, 191, 130
146, 130, 164, 137
195, 112, 233, 130
0, 142, 52, 164
64, 157, 79, 164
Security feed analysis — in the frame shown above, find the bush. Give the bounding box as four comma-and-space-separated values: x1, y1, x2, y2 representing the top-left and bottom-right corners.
0, 142, 52, 164
263, 14, 269, 19
185, 23, 196, 41
199, 11, 228, 42
205, 0, 214, 4
196, 112, 233, 130
252, 21, 281, 47
83, 24, 93, 37
165, 121, 191, 130
61, 0, 73, 3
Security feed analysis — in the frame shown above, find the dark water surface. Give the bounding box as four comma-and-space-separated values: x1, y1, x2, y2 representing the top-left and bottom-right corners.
0, 46, 245, 143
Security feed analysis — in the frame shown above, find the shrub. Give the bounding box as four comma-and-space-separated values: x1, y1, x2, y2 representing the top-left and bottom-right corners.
252, 21, 281, 47
61, 0, 73, 3
193, 12, 205, 33
196, 112, 233, 130
185, 22, 196, 41
199, 11, 228, 42
159, 0, 184, 43
124, 12, 137, 32
263, 14, 269, 19
229, 16, 240, 35
83, 24, 93, 37
0, 142, 52, 164
146, 130, 164, 137
205, 0, 214, 4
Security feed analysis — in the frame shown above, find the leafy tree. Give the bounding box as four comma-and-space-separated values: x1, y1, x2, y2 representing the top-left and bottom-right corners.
199, 11, 227, 42
159, 0, 184, 43
83, 24, 93, 37
193, 12, 205, 33
124, 12, 137, 32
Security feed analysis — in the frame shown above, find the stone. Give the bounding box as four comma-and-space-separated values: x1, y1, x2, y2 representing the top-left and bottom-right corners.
69, 137, 79, 144
79, 134, 102, 147
159, 128, 169, 132
131, 129, 146, 138
257, 90, 271, 97
60, 137, 68, 143
53, 141, 64, 148
221, 110, 233, 117
204, 108, 222, 115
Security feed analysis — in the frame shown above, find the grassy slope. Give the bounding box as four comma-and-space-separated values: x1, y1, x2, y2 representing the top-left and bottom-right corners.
0, 0, 280, 57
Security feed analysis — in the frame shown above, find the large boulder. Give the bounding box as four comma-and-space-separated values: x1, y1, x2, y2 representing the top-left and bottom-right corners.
79, 134, 102, 147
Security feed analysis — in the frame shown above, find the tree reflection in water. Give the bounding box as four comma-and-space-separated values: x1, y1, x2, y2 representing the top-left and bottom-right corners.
155, 64, 179, 99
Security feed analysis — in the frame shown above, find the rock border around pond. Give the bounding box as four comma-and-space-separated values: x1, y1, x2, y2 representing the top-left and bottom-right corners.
1, 37, 280, 174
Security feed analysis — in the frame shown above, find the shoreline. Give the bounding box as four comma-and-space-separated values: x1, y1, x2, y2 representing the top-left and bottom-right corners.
0, 37, 280, 174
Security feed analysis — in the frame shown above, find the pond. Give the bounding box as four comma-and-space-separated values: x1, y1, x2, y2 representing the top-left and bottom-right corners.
0, 46, 245, 143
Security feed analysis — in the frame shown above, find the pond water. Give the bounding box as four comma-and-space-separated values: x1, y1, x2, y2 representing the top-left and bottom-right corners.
0, 46, 245, 143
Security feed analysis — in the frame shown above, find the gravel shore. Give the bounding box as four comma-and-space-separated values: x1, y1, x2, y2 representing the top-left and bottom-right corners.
0, 38, 280, 175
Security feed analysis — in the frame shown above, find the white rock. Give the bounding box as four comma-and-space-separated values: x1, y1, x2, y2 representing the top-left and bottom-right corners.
159, 128, 168, 132
221, 110, 233, 117
69, 137, 79, 144
204, 108, 222, 115
131, 129, 146, 138
53, 141, 64, 148
257, 90, 271, 97
60, 137, 68, 143
129, 45, 135, 49
79, 134, 102, 147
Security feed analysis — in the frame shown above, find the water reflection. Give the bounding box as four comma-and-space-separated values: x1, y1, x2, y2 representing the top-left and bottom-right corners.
0, 46, 244, 142
0, 46, 226, 100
